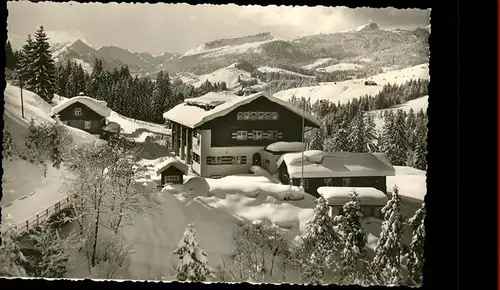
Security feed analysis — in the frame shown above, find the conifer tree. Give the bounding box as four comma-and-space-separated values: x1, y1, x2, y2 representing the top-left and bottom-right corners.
348, 111, 367, 152
31, 25, 57, 102
173, 222, 215, 282
385, 110, 408, 165
406, 203, 426, 286
364, 113, 378, 152
413, 117, 428, 170
372, 186, 405, 285
308, 127, 325, 151
334, 191, 372, 285
293, 196, 341, 284
0, 215, 28, 277
331, 114, 350, 152
5, 40, 17, 70
18, 35, 36, 90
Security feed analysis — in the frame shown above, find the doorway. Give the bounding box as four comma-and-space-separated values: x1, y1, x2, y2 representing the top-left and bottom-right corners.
252, 153, 261, 167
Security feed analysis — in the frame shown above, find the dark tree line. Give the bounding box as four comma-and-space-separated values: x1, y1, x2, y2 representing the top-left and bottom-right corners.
289, 78, 428, 170
54, 58, 228, 124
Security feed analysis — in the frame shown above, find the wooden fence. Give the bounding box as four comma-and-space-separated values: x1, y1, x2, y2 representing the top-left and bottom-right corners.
15, 196, 71, 235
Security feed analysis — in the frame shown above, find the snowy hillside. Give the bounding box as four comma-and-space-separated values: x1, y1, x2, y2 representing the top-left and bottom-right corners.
318, 63, 364, 72
256, 66, 315, 79
273, 63, 429, 104
192, 63, 252, 89
301, 58, 336, 70
182, 38, 282, 59
370, 95, 428, 132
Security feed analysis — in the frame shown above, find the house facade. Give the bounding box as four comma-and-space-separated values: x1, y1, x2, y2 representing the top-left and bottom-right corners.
51, 95, 111, 134
163, 92, 320, 178
276, 151, 395, 197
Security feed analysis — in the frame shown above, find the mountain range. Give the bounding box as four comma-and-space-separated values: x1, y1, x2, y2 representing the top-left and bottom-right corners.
47, 23, 429, 78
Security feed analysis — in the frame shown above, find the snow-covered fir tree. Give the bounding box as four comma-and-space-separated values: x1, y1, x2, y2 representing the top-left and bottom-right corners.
0, 215, 28, 277
293, 196, 341, 284
406, 108, 417, 150
380, 111, 395, 153
25, 117, 44, 164
383, 110, 408, 166
330, 114, 350, 152
348, 111, 367, 153
308, 127, 325, 151
406, 203, 426, 286
152, 71, 173, 123
29, 223, 70, 278
18, 35, 36, 90
48, 115, 72, 168
173, 222, 215, 282
371, 186, 406, 285
333, 190, 371, 285
31, 25, 57, 102
413, 117, 428, 170
364, 113, 378, 152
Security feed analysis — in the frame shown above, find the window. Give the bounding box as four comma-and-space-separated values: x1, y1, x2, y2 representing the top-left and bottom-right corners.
236, 131, 248, 140
74, 108, 82, 116
163, 175, 181, 185
323, 178, 333, 186
84, 121, 92, 130
253, 130, 263, 140
206, 156, 247, 165
237, 111, 279, 121
267, 131, 278, 140
342, 177, 352, 187
192, 153, 200, 163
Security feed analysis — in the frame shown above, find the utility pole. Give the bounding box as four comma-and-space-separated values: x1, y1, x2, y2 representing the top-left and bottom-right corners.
19, 72, 25, 119
301, 97, 305, 189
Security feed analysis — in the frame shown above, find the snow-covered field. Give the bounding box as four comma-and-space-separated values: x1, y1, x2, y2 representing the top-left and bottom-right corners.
191, 63, 251, 89
107, 111, 171, 136
273, 63, 429, 104
256, 66, 315, 79
182, 38, 282, 58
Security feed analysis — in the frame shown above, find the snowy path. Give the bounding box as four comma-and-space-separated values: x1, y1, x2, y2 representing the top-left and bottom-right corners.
1, 163, 71, 226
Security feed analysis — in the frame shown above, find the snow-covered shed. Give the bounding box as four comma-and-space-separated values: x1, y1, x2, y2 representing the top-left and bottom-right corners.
276, 151, 395, 197
51, 95, 111, 134
156, 157, 188, 186
261, 141, 306, 174
317, 186, 388, 220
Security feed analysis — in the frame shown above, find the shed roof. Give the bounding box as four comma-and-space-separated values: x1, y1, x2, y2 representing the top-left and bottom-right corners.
317, 186, 388, 206
277, 151, 395, 179
156, 157, 188, 175
163, 91, 321, 129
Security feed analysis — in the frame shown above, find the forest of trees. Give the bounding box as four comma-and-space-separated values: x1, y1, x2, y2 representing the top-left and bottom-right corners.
289, 78, 428, 170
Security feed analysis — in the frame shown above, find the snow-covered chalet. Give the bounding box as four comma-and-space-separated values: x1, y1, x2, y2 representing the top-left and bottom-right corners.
163, 91, 321, 178
51, 94, 111, 134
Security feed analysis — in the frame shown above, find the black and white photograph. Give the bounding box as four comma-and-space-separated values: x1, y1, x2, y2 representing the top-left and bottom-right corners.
2, 2, 429, 285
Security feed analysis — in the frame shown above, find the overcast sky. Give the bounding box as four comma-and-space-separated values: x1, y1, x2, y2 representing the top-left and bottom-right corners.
7, 2, 430, 54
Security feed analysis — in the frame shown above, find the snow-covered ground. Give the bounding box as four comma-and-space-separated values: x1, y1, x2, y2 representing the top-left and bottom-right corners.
256, 66, 315, 79
273, 63, 429, 104
318, 63, 364, 72
191, 63, 251, 89
370, 95, 429, 132
107, 165, 426, 279
387, 166, 426, 203
107, 111, 170, 136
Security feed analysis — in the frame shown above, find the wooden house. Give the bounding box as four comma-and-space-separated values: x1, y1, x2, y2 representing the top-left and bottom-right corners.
276, 151, 395, 197
163, 91, 320, 178
51, 94, 111, 134
156, 157, 189, 187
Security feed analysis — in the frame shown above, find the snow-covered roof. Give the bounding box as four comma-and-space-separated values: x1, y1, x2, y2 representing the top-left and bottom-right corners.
163, 91, 321, 129
317, 187, 388, 206
156, 157, 188, 175
265, 142, 306, 154
51, 96, 111, 118
277, 151, 395, 179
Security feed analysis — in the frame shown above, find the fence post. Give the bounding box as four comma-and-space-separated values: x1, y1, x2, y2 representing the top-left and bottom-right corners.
37, 214, 39, 226
26, 220, 29, 232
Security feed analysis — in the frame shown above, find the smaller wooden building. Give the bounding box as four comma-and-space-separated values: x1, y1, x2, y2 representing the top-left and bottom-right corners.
277, 151, 395, 197
51, 94, 111, 134
156, 157, 189, 187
